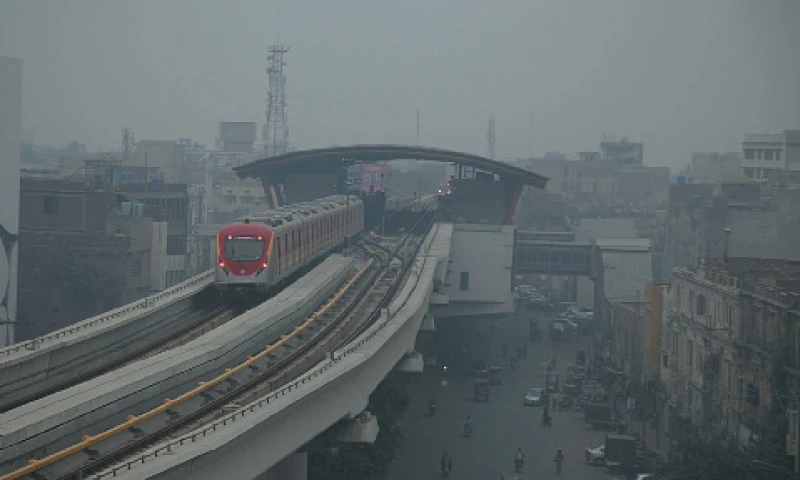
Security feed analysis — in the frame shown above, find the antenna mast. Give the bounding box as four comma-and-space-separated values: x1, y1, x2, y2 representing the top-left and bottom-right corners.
487, 114, 496, 160
263, 42, 290, 157
416, 107, 420, 146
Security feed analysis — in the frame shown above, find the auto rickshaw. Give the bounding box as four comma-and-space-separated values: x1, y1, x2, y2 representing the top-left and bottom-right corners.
474, 379, 490, 402
471, 360, 488, 378
489, 366, 503, 385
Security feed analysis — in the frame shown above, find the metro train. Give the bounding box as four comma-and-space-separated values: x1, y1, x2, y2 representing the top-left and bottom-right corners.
215, 195, 364, 293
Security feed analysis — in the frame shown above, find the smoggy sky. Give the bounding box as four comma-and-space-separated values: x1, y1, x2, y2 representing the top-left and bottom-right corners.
1, 0, 799, 169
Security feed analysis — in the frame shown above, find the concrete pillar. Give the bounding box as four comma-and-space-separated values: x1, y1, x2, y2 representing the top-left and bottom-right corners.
257, 452, 307, 480
396, 351, 424, 373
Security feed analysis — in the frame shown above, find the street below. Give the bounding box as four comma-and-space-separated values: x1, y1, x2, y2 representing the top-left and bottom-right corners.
387, 313, 628, 480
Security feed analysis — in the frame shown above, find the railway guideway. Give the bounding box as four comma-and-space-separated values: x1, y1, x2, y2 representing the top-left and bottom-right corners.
0, 256, 356, 477
92, 223, 452, 480
0, 271, 216, 412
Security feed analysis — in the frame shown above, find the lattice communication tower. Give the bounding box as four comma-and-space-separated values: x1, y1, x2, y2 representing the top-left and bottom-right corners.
263, 43, 290, 157
121, 128, 135, 164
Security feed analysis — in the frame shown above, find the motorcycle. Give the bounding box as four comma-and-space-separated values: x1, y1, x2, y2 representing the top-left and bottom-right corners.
441, 462, 452, 477
514, 456, 524, 473
428, 402, 438, 417
463, 423, 473, 437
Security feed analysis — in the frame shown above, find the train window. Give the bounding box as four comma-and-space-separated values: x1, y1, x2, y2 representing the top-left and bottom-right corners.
284, 235, 288, 253
292, 231, 296, 249
277, 238, 281, 256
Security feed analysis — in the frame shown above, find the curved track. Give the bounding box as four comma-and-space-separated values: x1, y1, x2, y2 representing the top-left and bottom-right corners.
1, 205, 436, 480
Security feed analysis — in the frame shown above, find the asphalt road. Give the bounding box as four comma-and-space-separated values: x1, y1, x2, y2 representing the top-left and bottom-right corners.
386, 314, 625, 480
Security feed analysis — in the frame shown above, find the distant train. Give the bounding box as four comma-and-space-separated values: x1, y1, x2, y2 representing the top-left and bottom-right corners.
215, 195, 364, 293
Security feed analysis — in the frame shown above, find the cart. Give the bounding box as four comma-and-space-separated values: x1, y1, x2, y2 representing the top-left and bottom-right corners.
474, 379, 490, 402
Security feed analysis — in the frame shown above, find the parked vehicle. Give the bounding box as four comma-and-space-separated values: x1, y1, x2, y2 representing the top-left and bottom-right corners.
604, 434, 638, 471
584, 403, 616, 429
524, 388, 545, 406
585, 444, 605, 466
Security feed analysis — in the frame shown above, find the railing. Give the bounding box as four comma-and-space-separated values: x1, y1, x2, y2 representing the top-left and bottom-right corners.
0, 261, 369, 480
92, 224, 442, 479
0, 271, 213, 357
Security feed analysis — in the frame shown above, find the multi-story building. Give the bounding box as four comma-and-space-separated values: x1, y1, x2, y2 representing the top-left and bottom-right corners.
131, 140, 186, 183
210, 181, 269, 224
117, 183, 188, 289
16, 178, 158, 340
664, 258, 800, 470
680, 152, 743, 184
742, 130, 800, 181
664, 181, 800, 278
600, 136, 644, 167
0, 55, 22, 346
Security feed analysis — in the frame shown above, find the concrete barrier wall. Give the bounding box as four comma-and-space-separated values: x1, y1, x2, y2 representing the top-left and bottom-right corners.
0, 271, 214, 410
0, 257, 354, 470
95, 227, 447, 480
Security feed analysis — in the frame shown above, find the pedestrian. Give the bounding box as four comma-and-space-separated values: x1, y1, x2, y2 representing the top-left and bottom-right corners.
554, 449, 564, 475
552, 393, 558, 411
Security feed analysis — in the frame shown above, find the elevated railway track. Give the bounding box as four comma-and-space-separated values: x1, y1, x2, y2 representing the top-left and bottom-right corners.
0, 204, 436, 480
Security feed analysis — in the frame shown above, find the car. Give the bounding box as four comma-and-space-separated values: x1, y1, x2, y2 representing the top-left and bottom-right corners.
585, 445, 605, 466
524, 388, 545, 406
635, 475, 657, 480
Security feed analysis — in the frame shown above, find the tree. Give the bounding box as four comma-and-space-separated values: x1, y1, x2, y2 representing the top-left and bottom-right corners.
660, 427, 748, 480
308, 373, 410, 480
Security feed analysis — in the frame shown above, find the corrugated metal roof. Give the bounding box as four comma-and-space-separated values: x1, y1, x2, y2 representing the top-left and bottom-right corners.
598, 238, 653, 302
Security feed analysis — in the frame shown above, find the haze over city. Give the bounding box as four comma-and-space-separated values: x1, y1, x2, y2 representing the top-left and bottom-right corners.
2, 0, 800, 168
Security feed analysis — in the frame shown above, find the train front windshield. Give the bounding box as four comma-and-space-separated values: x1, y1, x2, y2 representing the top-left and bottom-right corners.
224, 237, 265, 262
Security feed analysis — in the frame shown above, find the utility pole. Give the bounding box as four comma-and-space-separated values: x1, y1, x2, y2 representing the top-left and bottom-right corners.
416, 108, 420, 146
487, 114, 496, 160
345, 191, 350, 256
528, 111, 533, 159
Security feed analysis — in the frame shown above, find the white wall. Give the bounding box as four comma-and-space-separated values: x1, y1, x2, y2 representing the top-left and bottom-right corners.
438, 224, 514, 316
575, 218, 637, 309
0, 56, 22, 346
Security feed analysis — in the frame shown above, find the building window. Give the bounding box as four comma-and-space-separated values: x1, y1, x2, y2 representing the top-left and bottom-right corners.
696, 294, 707, 316
167, 235, 186, 255
128, 255, 142, 276
687, 340, 694, 369
764, 149, 774, 160
744, 149, 755, 160
662, 353, 669, 368
43, 196, 59, 215
460, 272, 470, 291
776, 150, 782, 161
